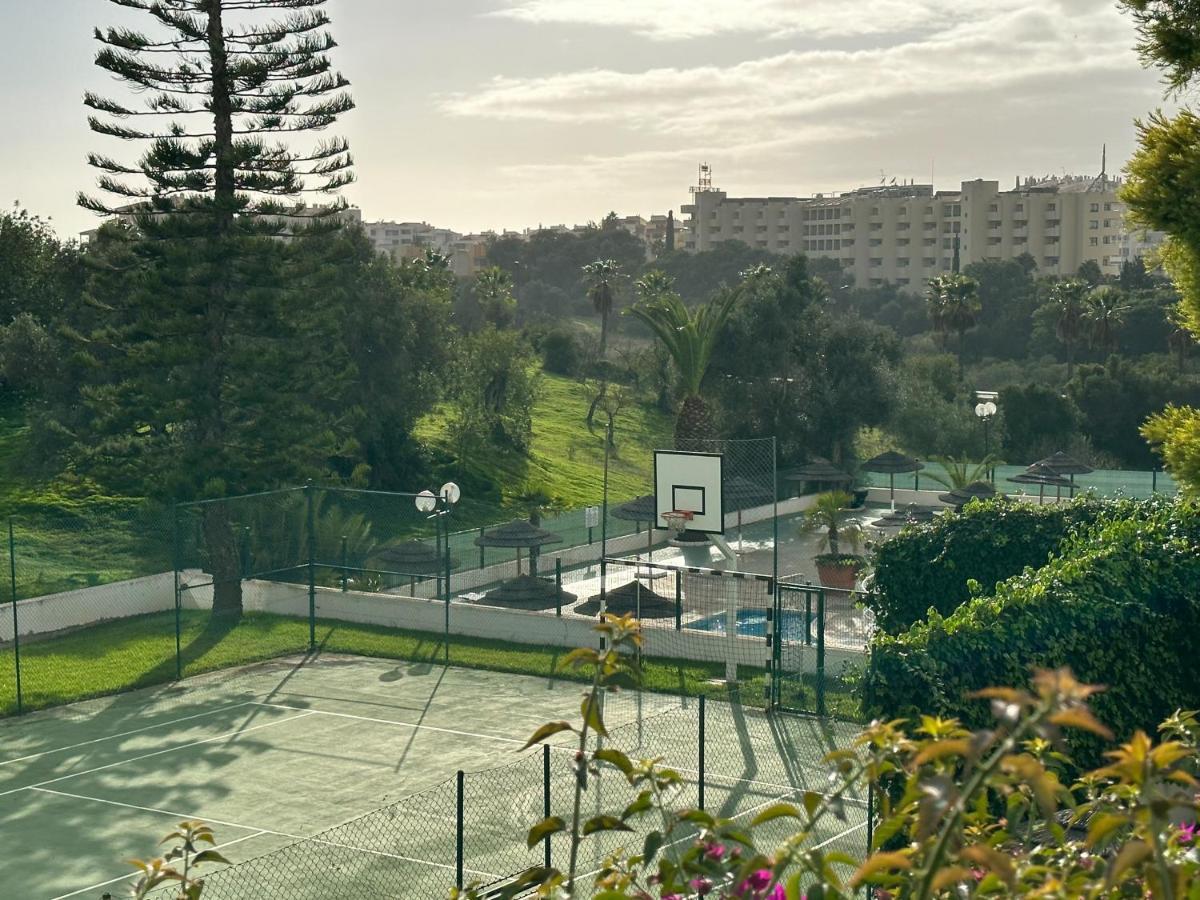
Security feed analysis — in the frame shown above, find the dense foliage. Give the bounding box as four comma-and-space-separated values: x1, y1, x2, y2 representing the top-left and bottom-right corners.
865, 497, 1200, 767
868, 498, 1108, 634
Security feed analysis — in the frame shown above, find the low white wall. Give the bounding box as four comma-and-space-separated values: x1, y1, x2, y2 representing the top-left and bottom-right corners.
1, 572, 177, 641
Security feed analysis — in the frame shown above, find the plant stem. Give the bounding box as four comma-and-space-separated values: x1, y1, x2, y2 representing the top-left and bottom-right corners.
567, 672, 603, 894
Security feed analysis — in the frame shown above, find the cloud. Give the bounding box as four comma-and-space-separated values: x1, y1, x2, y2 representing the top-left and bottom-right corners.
447, 4, 1139, 139
489, 0, 998, 41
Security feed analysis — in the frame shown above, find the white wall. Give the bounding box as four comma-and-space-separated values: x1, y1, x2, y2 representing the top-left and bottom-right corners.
1, 572, 176, 641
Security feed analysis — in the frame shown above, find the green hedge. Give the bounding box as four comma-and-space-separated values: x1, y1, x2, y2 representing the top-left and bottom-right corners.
863, 497, 1200, 766
868, 498, 1110, 634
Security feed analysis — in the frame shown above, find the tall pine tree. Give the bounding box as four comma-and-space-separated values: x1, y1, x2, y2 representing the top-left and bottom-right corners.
79, 0, 355, 615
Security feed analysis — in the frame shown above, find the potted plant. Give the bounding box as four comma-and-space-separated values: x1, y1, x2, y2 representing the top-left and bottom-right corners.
799, 490, 866, 590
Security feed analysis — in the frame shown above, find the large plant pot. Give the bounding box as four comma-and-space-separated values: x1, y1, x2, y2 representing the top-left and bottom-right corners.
815, 555, 864, 591
669, 531, 712, 568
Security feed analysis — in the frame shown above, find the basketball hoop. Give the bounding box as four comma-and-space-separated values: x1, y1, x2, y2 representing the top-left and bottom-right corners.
661, 509, 694, 539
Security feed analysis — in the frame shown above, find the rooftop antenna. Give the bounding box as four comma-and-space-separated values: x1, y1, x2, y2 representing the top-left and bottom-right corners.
694, 162, 713, 194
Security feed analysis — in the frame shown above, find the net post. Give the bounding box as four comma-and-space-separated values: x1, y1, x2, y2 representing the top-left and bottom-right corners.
598, 557, 607, 651
698, 695, 706, 811
8, 519, 22, 715
239, 526, 251, 580
542, 744, 552, 869
456, 769, 465, 890
816, 588, 826, 717
172, 503, 182, 681
478, 526, 485, 569
305, 480, 316, 651
674, 570, 682, 632
555, 558, 563, 617
340, 534, 348, 591
805, 590, 813, 646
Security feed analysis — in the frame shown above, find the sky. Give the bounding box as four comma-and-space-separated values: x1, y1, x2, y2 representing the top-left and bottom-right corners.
0, 0, 1176, 240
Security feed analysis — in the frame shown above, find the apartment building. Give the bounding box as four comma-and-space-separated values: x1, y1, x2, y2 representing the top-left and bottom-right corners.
680, 171, 1163, 291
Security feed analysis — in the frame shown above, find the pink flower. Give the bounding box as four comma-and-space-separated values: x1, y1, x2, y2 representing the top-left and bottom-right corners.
734, 869, 785, 899
690, 876, 714, 895
703, 841, 727, 861
1178, 822, 1197, 844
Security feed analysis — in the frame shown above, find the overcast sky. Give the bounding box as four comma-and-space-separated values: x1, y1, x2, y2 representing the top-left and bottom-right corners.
0, 0, 1173, 239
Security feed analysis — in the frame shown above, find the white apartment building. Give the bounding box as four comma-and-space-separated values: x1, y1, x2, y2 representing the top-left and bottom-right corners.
680, 170, 1163, 291
362, 219, 494, 277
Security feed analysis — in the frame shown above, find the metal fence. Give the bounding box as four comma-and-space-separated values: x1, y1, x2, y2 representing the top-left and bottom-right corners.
143, 694, 872, 900
857, 462, 1178, 500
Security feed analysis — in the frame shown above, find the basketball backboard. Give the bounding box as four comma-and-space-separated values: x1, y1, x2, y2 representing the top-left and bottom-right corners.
653, 450, 724, 534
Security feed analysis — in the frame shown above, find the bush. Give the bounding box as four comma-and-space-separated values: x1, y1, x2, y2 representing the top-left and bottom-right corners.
864, 497, 1200, 766
868, 497, 1108, 634
539, 326, 581, 376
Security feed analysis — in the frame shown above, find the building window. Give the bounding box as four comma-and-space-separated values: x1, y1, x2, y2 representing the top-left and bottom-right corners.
988, 237, 1002, 245
1104, 202, 1115, 211
1047, 202, 1056, 211
1015, 203, 1024, 212
1089, 220, 1099, 229
870, 238, 882, 246
870, 223, 882, 231
1089, 236, 1099, 246
988, 203, 998, 212
871, 206, 880, 215
1104, 219, 1113, 228
897, 258, 910, 267
923, 257, 937, 266
897, 238, 910, 246
924, 206, 933, 215
923, 237, 937, 246
1090, 202, 1100, 213
924, 222, 937, 230
870, 258, 883, 267
1103, 235, 1112, 245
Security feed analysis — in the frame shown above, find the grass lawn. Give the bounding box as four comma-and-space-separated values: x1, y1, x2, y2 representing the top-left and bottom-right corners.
0, 609, 860, 721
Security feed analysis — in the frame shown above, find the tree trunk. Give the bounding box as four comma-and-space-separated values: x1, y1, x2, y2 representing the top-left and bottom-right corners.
1066, 341, 1075, 383
585, 380, 606, 430
957, 329, 965, 382
674, 394, 714, 449
203, 504, 244, 617
599, 308, 609, 358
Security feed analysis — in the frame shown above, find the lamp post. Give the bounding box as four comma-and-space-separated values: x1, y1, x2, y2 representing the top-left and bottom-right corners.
416, 483, 461, 601
974, 393, 997, 482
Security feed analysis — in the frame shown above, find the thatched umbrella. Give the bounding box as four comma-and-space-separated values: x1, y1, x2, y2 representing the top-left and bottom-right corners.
478, 575, 577, 611
375, 540, 458, 596
785, 459, 853, 493
862, 451, 925, 510
1008, 463, 1072, 505
874, 505, 937, 529
1036, 451, 1093, 498
577, 580, 677, 619
612, 494, 660, 563
937, 481, 997, 509
474, 520, 563, 576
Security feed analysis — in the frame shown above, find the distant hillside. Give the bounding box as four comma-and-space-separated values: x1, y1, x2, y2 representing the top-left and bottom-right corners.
415, 373, 673, 524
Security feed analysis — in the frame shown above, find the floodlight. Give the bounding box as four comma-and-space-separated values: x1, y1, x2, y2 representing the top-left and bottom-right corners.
415, 490, 437, 513
440, 482, 462, 505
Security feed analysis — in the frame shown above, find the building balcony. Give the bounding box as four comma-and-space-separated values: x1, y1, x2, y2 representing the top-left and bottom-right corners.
680, 205, 695, 214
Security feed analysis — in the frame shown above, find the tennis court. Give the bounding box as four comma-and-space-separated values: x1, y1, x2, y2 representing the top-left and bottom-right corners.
0, 653, 865, 899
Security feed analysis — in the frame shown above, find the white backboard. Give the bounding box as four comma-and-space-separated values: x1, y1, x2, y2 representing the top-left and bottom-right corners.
654, 450, 724, 534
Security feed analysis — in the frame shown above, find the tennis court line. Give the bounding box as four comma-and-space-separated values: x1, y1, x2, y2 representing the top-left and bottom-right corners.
49, 828, 268, 900
0, 701, 258, 768
0, 710, 316, 798
31, 786, 500, 880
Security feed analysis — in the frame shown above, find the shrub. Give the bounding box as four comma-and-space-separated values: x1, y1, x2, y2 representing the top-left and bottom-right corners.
864, 497, 1200, 767
868, 497, 1109, 634
540, 326, 582, 376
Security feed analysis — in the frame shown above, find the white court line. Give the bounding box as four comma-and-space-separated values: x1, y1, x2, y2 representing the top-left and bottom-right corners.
0, 702, 257, 767
49, 829, 268, 900
0, 711, 316, 799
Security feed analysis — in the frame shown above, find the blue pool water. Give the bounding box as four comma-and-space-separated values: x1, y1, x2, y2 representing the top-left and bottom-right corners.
687, 609, 812, 642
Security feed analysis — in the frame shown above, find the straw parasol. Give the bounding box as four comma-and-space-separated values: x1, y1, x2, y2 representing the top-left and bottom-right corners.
577, 580, 678, 619
1008, 463, 1072, 505
862, 451, 925, 510
1036, 451, 1093, 498
937, 481, 997, 509
474, 520, 563, 576
785, 459, 853, 492
478, 575, 577, 611
874, 505, 937, 529
375, 540, 457, 596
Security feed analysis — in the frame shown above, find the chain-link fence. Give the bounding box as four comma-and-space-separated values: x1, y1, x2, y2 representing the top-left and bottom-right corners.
141, 694, 869, 900
857, 462, 1178, 500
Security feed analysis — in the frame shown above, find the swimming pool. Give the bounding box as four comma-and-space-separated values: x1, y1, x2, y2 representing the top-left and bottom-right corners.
687, 608, 813, 642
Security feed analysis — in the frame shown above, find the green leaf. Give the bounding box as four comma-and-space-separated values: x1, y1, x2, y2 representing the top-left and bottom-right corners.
751, 802, 804, 827
642, 830, 663, 863
526, 817, 565, 849
519, 721, 574, 751
581, 695, 607, 736
582, 815, 633, 836
594, 747, 633, 776
190, 849, 230, 866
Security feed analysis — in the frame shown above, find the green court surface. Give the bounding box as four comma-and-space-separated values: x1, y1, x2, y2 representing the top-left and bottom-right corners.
0, 655, 865, 899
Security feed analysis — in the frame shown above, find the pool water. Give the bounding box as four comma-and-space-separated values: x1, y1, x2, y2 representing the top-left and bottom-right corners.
687, 608, 813, 642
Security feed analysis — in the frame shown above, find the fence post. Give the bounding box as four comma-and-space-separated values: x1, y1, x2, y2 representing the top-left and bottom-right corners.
543, 744, 552, 869
698, 695, 706, 811
172, 504, 182, 681
8, 520, 22, 715
305, 480, 316, 651
340, 535, 348, 591
478, 526, 486, 570
456, 770, 465, 891
674, 570, 682, 632
555, 558, 563, 617
1152, 467, 1158, 494
816, 589, 826, 718
805, 590, 813, 646
239, 526, 251, 579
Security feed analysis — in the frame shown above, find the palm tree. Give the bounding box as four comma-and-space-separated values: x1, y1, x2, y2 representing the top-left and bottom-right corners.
625, 286, 739, 448
926, 455, 1001, 489
925, 273, 980, 380
1086, 286, 1129, 356
1050, 278, 1089, 382
474, 266, 515, 328
798, 491, 864, 558
582, 259, 621, 357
